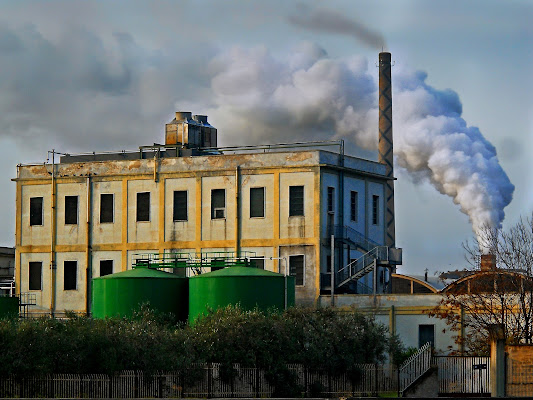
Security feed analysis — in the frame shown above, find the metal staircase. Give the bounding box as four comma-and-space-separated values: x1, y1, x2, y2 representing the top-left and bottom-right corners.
336, 245, 402, 288
329, 225, 379, 253
328, 225, 402, 291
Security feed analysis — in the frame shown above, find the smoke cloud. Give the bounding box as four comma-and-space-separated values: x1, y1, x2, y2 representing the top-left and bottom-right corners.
288, 4, 386, 50
203, 44, 514, 235
0, 21, 513, 238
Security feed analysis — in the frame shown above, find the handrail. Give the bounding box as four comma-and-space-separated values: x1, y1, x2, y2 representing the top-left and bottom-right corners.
131, 251, 258, 272
399, 342, 433, 395
335, 245, 402, 288
328, 225, 380, 252
336, 246, 384, 286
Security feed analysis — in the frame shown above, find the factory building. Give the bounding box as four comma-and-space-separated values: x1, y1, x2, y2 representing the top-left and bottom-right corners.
14, 114, 400, 316
13, 52, 401, 316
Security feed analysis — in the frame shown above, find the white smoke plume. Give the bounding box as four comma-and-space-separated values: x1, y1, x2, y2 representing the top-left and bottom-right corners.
202, 43, 514, 235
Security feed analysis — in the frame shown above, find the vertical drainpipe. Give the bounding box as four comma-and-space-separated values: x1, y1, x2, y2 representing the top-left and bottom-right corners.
234, 166, 240, 257
378, 52, 395, 249
337, 141, 344, 294
50, 150, 57, 317
85, 175, 92, 316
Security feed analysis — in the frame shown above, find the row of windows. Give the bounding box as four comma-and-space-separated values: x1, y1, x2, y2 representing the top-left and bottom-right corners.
28, 260, 114, 291
27, 255, 306, 290
327, 188, 380, 225
29, 185, 306, 226
29, 187, 380, 227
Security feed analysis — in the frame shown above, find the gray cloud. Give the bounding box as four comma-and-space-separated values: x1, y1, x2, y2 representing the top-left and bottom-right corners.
288, 4, 386, 49
0, 23, 213, 154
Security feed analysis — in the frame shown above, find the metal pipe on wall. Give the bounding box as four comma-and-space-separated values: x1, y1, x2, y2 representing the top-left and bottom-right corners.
234, 166, 240, 257
85, 175, 92, 316
50, 150, 56, 317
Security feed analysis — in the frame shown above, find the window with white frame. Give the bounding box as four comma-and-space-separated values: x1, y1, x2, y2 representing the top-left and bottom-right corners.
211, 189, 226, 219
289, 254, 305, 286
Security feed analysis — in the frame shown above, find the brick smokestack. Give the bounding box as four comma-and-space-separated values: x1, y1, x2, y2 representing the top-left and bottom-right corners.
480, 254, 497, 271
379, 52, 395, 247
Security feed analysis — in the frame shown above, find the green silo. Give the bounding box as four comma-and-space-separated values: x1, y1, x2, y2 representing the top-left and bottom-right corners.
92, 267, 188, 321
188, 266, 295, 322
0, 296, 18, 319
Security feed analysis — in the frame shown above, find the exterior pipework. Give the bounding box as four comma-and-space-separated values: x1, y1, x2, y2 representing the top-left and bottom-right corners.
378, 52, 395, 248
85, 175, 92, 316
50, 151, 57, 317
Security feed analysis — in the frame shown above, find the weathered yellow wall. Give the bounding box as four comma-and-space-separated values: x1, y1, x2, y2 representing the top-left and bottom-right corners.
127, 179, 159, 243
15, 150, 372, 314
164, 177, 196, 242
91, 181, 123, 244
56, 183, 87, 246
21, 184, 51, 247
240, 173, 274, 240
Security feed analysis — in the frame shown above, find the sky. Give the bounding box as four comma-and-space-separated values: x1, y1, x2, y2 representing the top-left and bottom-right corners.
0, 0, 531, 276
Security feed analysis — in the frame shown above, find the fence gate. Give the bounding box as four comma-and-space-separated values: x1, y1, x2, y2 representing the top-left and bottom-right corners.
436, 356, 490, 396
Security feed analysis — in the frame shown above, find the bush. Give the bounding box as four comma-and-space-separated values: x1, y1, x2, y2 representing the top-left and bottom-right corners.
0, 305, 403, 381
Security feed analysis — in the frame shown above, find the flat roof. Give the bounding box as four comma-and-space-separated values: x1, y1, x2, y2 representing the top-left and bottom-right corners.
16, 144, 390, 180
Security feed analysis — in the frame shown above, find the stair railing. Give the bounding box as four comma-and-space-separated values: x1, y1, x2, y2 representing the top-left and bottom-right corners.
399, 342, 433, 395
328, 225, 380, 252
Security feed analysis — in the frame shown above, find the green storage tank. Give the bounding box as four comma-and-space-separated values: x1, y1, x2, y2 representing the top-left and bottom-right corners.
0, 296, 19, 319
188, 266, 295, 322
92, 267, 188, 321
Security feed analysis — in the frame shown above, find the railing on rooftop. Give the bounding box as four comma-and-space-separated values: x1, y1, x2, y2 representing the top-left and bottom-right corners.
132, 251, 258, 274
18, 140, 346, 167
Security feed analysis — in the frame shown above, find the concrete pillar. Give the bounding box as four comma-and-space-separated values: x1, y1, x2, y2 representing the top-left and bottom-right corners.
489, 324, 505, 397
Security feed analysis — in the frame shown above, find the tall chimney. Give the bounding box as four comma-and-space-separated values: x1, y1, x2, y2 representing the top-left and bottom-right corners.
379, 52, 395, 248
480, 254, 497, 271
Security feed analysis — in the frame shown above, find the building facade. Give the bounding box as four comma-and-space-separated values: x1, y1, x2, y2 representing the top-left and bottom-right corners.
14, 113, 400, 316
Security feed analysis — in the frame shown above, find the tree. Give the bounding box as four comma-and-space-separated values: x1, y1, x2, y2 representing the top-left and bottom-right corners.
429, 213, 533, 354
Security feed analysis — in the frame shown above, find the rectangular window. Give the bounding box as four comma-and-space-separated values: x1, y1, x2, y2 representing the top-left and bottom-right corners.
100, 260, 113, 277
372, 195, 379, 225
65, 196, 78, 225
64, 261, 77, 290
327, 187, 335, 213
350, 191, 358, 222
100, 193, 114, 223
289, 186, 304, 216
137, 192, 150, 222
250, 257, 265, 270
250, 187, 265, 218
211, 189, 226, 219
28, 262, 42, 291
30, 197, 43, 226
289, 254, 305, 286
173, 191, 188, 221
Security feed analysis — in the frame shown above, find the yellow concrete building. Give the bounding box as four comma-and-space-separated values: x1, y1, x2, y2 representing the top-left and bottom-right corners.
14, 112, 401, 316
